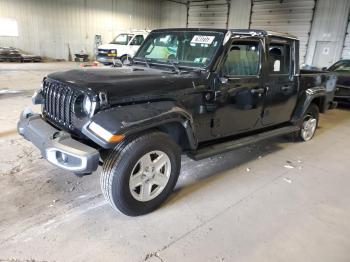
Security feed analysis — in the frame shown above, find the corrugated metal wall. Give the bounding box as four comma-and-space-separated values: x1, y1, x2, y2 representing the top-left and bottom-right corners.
0, 0, 161, 60
305, 0, 350, 66
160, 1, 188, 28
228, 0, 251, 29
250, 0, 315, 64
341, 14, 350, 59
187, 0, 230, 28
161, 0, 251, 28
160, 0, 251, 29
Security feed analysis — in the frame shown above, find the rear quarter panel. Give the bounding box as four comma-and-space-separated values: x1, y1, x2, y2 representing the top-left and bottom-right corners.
292, 70, 337, 122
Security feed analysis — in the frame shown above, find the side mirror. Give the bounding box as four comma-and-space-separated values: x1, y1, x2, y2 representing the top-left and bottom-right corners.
219, 77, 229, 84
123, 56, 132, 66
322, 67, 328, 71
112, 58, 123, 67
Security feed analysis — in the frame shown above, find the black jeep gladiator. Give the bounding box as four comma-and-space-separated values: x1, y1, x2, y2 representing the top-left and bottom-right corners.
18, 29, 337, 216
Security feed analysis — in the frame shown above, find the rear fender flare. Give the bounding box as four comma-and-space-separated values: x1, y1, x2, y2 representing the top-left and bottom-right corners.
291, 87, 326, 123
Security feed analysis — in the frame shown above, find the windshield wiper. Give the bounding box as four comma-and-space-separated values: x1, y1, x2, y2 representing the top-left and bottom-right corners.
133, 57, 151, 68
167, 60, 181, 74
143, 57, 150, 68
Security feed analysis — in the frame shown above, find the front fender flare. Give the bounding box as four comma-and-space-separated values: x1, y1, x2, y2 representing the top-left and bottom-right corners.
82, 101, 197, 149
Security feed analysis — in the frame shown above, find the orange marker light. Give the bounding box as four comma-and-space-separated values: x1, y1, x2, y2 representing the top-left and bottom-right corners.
89, 122, 125, 143
108, 134, 125, 143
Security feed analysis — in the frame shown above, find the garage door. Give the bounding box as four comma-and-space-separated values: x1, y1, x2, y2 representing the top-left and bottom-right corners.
250, 0, 315, 64
187, 0, 230, 29
341, 18, 350, 59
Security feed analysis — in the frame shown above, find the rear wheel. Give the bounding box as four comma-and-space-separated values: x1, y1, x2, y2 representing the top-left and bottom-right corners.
100, 132, 181, 216
298, 103, 319, 141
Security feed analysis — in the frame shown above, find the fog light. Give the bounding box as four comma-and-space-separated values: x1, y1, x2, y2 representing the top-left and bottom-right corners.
56, 151, 68, 164
61, 153, 68, 163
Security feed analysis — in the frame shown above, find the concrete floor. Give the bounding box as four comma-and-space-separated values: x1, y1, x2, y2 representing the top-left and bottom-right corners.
0, 62, 350, 262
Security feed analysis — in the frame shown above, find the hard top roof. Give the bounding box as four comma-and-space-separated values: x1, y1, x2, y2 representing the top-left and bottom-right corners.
151, 28, 298, 40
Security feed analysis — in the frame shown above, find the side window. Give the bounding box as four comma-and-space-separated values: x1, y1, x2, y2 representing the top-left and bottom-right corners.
222, 41, 260, 76
268, 43, 291, 74
130, 35, 144, 46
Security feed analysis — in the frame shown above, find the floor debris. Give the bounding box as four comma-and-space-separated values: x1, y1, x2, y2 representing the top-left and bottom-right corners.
284, 160, 295, 169
283, 178, 292, 183
144, 252, 164, 262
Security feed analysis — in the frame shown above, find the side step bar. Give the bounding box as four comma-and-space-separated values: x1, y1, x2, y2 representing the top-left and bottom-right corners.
188, 125, 300, 160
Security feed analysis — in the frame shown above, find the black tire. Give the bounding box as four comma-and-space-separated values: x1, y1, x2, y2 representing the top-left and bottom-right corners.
296, 103, 319, 142
101, 132, 181, 216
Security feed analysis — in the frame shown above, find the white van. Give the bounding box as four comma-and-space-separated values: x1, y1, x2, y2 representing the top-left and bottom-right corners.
97, 31, 149, 65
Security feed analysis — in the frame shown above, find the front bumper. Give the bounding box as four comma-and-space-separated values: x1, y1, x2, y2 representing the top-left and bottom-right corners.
17, 109, 100, 174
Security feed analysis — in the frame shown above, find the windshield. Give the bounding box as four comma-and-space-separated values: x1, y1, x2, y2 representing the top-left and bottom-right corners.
134, 31, 224, 68
110, 34, 133, 45
329, 60, 350, 72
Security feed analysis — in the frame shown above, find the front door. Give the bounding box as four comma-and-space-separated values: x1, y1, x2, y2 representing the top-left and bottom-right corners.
211, 39, 265, 137
262, 38, 298, 126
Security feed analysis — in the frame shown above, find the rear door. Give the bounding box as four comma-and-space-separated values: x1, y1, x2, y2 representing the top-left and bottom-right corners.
262, 37, 298, 126
211, 38, 265, 137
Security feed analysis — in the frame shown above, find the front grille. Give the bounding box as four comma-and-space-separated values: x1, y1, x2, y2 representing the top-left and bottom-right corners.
42, 80, 78, 130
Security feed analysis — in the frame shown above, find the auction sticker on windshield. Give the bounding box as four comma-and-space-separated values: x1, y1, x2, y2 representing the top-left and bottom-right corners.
191, 35, 215, 44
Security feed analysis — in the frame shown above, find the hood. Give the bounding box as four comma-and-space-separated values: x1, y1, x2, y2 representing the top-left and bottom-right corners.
47, 66, 204, 104
98, 44, 123, 50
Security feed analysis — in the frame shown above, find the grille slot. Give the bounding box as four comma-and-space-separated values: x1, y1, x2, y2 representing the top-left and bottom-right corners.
43, 80, 77, 129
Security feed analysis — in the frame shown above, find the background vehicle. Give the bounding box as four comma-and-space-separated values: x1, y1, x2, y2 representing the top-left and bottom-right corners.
323, 60, 350, 102
18, 29, 336, 216
96, 30, 149, 65
0, 47, 42, 62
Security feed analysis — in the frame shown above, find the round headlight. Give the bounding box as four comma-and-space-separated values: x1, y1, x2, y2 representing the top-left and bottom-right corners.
83, 96, 92, 115
110, 49, 116, 54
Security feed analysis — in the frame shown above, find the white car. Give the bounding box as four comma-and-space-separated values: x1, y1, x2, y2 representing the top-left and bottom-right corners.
97, 31, 149, 65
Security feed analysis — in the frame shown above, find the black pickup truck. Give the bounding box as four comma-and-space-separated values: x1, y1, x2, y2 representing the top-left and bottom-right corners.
18, 29, 337, 216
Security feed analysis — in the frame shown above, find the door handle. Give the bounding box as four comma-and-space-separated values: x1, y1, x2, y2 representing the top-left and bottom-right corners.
251, 88, 265, 95
281, 85, 293, 92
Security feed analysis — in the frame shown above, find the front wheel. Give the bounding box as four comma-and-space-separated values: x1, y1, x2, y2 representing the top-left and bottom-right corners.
298, 103, 319, 141
120, 55, 131, 65
100, 132, 181, 216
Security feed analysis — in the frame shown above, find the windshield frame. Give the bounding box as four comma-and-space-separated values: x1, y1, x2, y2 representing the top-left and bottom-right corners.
133, 30, 225, 70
